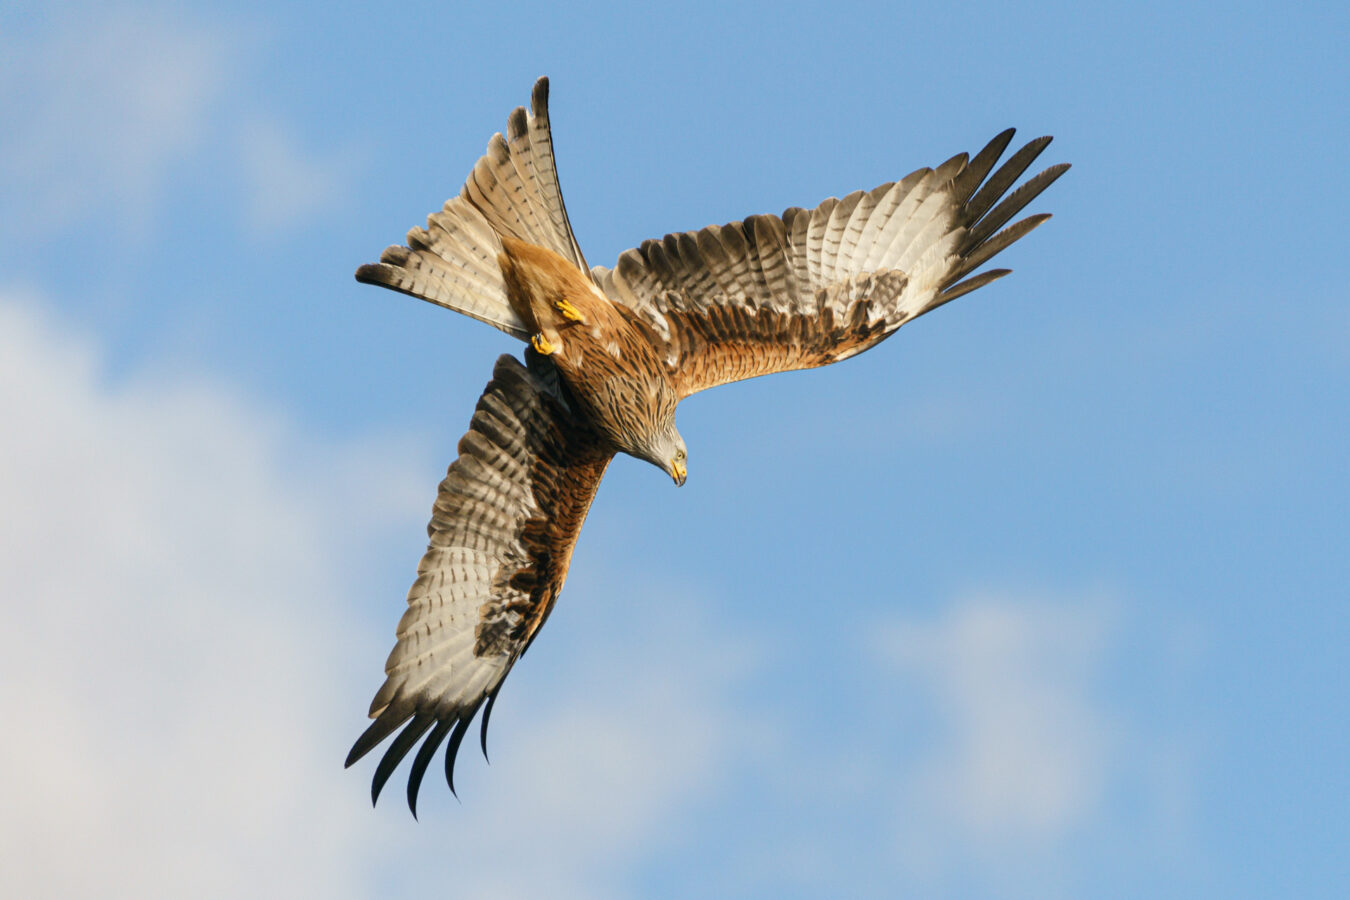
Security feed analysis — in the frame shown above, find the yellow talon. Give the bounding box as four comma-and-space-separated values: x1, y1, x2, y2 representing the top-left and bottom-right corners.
555, 298, 586, 323
531, 332, 557, 355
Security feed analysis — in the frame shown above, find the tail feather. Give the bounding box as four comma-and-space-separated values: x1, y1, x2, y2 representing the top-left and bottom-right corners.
356, 77, 587, 340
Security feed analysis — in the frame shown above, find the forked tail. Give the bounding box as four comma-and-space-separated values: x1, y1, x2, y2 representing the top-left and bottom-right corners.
356, 77, 590, 340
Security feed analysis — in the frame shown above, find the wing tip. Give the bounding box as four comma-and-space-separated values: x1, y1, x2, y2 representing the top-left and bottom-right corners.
346, 707, 401, 769
444, 713, 476, 800
406, 717, 455, 818
369, 715, 434, 808
348, 702, 496, 816
1042, 161, 1073, 183
507, 105, 528, 140
934, 267, 1013, 309
531, 75, 550, 118
479, 689, 500, 763
354, 261, 392, 286
344, 745, 364, 770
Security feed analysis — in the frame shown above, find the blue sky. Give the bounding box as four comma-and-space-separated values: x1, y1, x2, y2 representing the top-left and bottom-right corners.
2, 1, 1346, 897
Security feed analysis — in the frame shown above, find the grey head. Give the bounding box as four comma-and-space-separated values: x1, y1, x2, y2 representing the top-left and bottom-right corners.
639, 419, 686, 486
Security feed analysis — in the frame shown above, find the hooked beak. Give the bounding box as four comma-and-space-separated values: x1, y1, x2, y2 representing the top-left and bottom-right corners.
670, 458, 687, 486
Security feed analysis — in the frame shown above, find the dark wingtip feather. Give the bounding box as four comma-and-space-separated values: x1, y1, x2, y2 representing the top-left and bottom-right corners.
354, 262, 390, 286
406, 718, 455, 818
444, 711, 477, 799
370, 715, 433, 807
346, 707, 407, 769
506, 106, 528, 141
345, 734, 369, 770
965, 164, 1069, 250
936, 150, 970, 178
932, 268, 1012, 311
480, 691, 500, 762
952, 128, 1017, 204
951, 213, 1054, 284
965, 135, 1054, 224
531, 76, 550, 117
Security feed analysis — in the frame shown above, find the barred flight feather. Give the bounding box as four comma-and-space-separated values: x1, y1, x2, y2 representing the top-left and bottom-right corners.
591, 128, 1067, 397
345, 354, 611, 814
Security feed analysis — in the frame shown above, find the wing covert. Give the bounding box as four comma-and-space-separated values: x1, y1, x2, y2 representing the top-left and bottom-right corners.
346, 353, 611, 814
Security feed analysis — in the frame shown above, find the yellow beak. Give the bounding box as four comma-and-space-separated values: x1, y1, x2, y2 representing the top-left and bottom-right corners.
671, 459, 687, 486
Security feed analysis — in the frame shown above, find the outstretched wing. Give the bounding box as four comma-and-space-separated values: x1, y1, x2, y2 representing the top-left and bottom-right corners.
591, 130, 1069, 397
346, 353, 612, 814
356, 77, 588, 340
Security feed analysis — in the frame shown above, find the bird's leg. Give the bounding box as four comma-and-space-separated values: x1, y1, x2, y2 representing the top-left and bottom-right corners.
531, 332, 558, 355
554, 297, 586, 324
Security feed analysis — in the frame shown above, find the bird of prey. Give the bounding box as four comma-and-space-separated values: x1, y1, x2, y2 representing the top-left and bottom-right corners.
347, 77, 1068, 814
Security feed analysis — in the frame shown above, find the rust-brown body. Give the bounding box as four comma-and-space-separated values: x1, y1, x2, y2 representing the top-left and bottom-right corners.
497, 235, 679, 458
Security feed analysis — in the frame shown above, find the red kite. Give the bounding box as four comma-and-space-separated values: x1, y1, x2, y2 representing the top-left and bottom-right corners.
348, 78, 1068, 814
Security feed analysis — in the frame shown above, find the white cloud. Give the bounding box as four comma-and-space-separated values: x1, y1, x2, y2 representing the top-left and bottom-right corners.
0, 288, 754, 897
0, 11, 227, 236
0, 10, 353, 242
0, 287, 404, 896
0, 283, 1200, 897
416, 602, 759, 900
238, 117, 360, 236
872, 594, 1118, 880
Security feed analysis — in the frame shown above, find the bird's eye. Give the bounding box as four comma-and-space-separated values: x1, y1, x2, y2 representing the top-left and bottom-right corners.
676, 449, 686, 461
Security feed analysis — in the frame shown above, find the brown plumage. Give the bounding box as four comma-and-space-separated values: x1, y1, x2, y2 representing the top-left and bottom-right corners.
348, 77, 1069, 814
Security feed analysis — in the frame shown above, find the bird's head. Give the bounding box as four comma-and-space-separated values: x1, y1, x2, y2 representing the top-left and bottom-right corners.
638, 422, 687, 486
668, 443, 688, 487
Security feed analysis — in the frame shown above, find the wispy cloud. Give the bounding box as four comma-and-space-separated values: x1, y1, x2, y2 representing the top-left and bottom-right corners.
0, 11, 226, 237
0, 285, 1201, 897
0, 286, 414, 895
0, 10, 354, 244
877, 595, 1115, 850
237, 117, 361, 236
0, 287, 760, 897
403, 597, 764, 899
865, 591, 1196, 895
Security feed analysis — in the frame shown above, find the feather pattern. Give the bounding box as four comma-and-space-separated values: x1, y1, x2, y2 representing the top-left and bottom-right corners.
592, 131, 1068, 397
346, 354, 612, 812
355, 77, 587, 341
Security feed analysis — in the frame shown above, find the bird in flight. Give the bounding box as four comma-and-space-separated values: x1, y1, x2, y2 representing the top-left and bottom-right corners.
347, 77, 1068, 815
